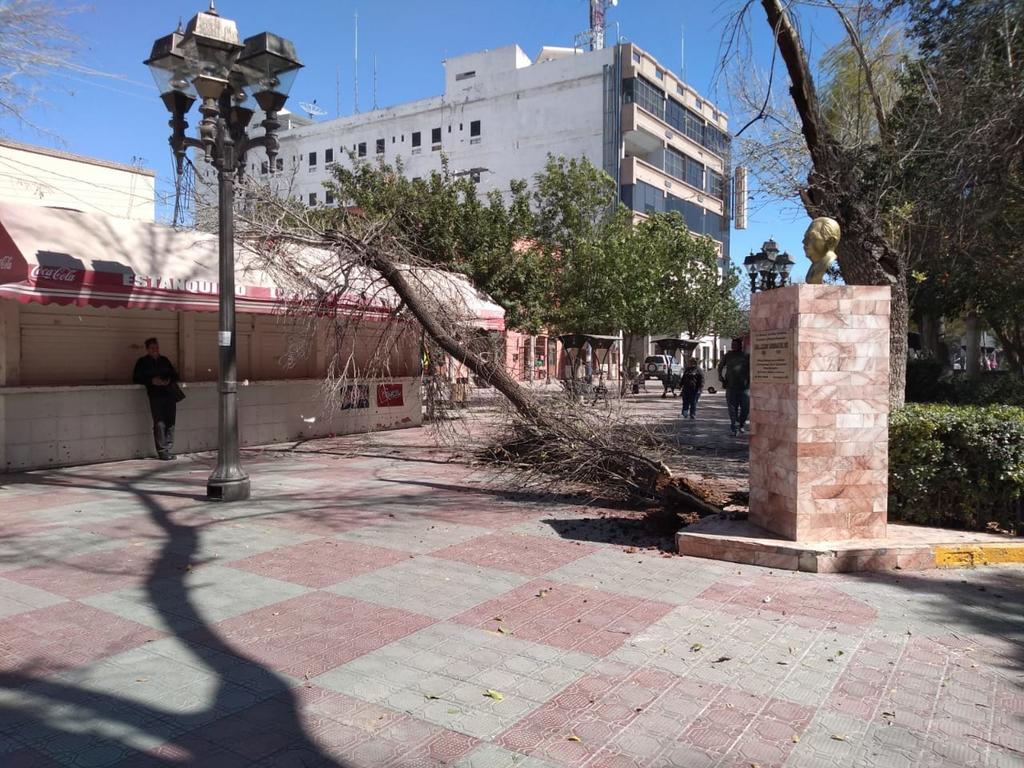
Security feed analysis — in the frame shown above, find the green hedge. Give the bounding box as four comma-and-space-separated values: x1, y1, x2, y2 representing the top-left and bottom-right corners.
889, 404, 1024, 532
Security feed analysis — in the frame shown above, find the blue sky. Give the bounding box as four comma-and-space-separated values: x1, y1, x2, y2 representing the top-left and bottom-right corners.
4, 0, 847, 279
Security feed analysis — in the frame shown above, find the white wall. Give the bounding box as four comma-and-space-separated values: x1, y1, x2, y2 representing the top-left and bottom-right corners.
0, 377, 421, 472
0, 141, 155, 222
230, 45, 615, 208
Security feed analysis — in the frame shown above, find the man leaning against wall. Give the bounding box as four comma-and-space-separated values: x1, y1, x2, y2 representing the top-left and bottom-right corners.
132, 337, 182, 460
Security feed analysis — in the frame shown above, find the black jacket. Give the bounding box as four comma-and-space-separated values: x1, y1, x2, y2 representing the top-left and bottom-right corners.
133, 354, 178, 397
680, 364, 705, 393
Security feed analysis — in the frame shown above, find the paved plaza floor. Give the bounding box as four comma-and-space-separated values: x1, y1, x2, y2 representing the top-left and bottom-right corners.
1, 395, 1023, 767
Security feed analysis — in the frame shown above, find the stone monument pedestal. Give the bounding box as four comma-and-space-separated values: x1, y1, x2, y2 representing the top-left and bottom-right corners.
748, 284, 891, 541
679, 284, 903, 572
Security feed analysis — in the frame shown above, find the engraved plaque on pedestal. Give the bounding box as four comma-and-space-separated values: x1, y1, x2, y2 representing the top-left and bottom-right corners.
751, 329, 793, 384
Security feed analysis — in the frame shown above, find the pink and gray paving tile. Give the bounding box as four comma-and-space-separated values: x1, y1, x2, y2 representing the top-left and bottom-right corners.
0, 426, 1022, 767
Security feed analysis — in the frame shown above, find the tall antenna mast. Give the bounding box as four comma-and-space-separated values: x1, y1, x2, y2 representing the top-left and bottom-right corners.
353, 11, 360, 114
372, 54, 379, 110
589, 0, 605, 51
681, 25, 687, 82
584, 0, 618, 51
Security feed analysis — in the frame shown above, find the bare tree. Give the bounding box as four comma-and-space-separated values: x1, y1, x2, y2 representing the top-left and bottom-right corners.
728, 1, 911, 406
0, 0, 82, 130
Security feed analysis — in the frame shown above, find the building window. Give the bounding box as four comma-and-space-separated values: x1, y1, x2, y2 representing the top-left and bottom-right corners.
357, 142, 366, 157
622, 77, 664, 121
676, 84, 684, 96
276, 158, 284, 171
704, 125, 727, 155
260, 161, 268, 174
631, 51, 641, 64
655, 69, 664, 80
324, 148, 334, 164
325, 190, 334, 205
459, 123, 463, 131
629, 180, 664, 214
392, 136, 396, 143
447, 124, 452, 133
401, 134, 405, 142
664, 146, 685, 182
411, 131, 421, 147
308, 151, 317, 167
308, 192, 317, 206
376, 138, 385, 154
456, 70, 476, 81
470, 120, 481, 137
431, 127, 441, 145
469, 169, 481, 183
666, 98, 719, 153
695, 98, 703, 110
686, 156, 704, 190
706, 169, 725, 199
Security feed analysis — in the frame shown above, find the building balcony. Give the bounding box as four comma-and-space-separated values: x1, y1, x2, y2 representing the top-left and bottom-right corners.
621, 103, 726, 176
619, 156, 723, 217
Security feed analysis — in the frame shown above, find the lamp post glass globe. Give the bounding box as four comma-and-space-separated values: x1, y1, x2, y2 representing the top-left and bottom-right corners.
776, 251, 795, 286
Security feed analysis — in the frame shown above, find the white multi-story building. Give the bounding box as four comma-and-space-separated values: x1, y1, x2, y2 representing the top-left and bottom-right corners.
232, 41, 732, 369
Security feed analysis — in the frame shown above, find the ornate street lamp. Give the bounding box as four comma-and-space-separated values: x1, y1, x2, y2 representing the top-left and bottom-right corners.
146, 4, 301, 502
745, 239, 796, 293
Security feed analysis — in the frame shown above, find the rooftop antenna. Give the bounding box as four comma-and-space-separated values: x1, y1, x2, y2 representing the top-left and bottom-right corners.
299, 99, 327, 121
372, 54, 379, 110
579, 0, 618, 52
681, 24, 687, 82
353, 11, 360, 114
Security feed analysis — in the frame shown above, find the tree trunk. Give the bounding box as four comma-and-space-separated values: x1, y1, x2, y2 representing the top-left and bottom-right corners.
989, 317, 1024, 376
920, 311, 941, 359
965, 311, 982, 379
888, 273, 909, 408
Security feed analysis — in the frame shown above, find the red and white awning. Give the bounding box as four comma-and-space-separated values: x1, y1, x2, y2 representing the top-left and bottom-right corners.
0, 201, 504, 330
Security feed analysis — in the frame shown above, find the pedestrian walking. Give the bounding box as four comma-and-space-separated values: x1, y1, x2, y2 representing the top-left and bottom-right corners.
661, 356, 678, 398
132, 337, 182, 460
717, 338, 750, 436
680, 357, 704, 419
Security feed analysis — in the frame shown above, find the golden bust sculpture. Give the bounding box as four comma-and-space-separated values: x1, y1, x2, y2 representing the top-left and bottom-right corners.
803, 217, 841, 284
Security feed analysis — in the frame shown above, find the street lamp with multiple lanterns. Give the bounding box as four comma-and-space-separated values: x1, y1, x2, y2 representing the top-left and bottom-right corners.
743, 238, 796, 293
145, 3, 302, 502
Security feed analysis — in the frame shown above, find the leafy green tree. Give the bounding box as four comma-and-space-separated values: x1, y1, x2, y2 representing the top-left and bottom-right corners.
871, 0, 1023, 373
323, 153, 738, 347
325, 156, 554, 332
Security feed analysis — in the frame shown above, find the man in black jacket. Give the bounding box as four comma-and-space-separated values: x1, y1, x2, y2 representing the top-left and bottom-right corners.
132, 337, 180, 460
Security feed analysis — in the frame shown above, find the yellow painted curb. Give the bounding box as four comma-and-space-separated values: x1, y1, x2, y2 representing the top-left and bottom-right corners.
934, 544, 1024, 568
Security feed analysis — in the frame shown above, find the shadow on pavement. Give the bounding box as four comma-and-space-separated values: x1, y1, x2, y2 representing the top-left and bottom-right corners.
838, 567, 1024, 680
543, 509, 680, 552
0, 465, 350, 767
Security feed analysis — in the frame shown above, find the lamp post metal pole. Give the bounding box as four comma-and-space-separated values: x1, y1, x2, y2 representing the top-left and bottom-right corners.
207, 110, 250, 502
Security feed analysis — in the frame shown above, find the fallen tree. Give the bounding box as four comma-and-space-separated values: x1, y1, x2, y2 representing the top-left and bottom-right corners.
229, 178, 723, 514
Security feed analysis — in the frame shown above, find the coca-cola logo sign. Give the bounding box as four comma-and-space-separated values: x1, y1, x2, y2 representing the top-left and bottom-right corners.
376, 383, 404, 408
32, 265, 82, 282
